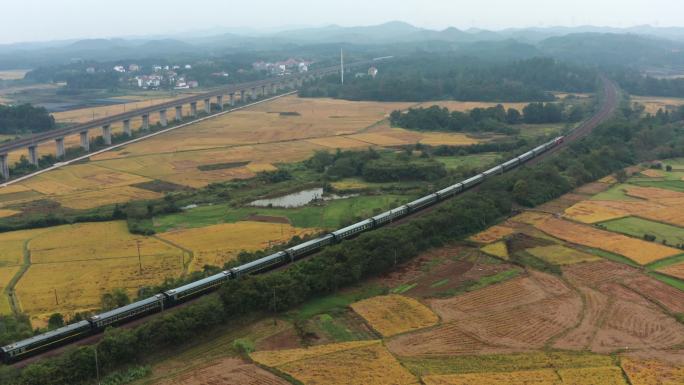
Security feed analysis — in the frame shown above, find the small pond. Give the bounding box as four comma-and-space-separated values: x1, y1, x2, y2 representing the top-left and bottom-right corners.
248, 188, 356, 208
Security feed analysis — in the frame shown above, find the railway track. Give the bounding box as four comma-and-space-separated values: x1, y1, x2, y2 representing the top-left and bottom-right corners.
6, 77, 620, 367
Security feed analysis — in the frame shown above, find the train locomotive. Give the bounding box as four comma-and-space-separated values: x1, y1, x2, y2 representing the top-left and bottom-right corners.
1, 136, 563, 363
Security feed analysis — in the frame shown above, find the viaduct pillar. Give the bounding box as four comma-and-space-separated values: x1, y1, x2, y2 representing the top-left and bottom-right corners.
28, 145, 38, 166
251, 87, 257, 100
142, 114, 150, 130
0, 153, 9, 181
204, 98, 211, 114
190, 102, 197, 117
123, 119, 131, 136
216, 95, 223, 110
159, 109, 167, 127
272, 83, 277, 94
240, 90, 246, 103
229, 93, 235, 106
175, 106, 183, 122
262, 85, 268, 96
55, 137, 65, 158
102, 124, 112, 145
80, 130, 90, 151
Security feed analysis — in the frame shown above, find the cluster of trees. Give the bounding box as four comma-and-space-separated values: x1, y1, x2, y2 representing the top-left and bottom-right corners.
614, 69, 684, 98
300, 56, 596, 102
306, 149, 446, 182
0, 104, 55, 134
6, 100, 684, 384
389, 102, 584, 133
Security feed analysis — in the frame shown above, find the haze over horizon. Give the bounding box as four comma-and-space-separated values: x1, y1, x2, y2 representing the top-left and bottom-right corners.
1, 0, 683, 44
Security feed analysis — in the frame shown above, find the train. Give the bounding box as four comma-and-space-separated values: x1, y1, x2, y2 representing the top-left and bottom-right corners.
0, 136, 564, 364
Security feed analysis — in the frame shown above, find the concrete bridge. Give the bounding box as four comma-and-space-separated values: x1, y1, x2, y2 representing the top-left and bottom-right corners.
0, 60, 376, 180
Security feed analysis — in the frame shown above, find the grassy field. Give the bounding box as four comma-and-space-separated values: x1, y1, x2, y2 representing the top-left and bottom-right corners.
526, 245, 602, 265
152, 195, 407, 232
600, 216, 684, 245
350, 295, 439, 337
435, 153, 499, 171
632, 95, 684, 114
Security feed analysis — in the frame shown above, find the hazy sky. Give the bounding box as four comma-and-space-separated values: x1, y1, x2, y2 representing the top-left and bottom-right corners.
1, 0, 683, 44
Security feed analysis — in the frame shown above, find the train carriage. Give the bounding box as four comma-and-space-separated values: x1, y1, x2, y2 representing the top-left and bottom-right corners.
1, 320, 92, 363
332, 219, 375, 241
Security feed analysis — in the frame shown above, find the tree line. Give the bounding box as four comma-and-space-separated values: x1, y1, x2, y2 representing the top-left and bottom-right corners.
300, 56, 597, 102
389, 102, 584, 133
0, 104, 55, 135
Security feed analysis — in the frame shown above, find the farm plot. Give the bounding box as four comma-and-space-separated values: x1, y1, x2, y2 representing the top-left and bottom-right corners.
0, 227, 54, 266
251, 340, 420, 385
350, 294, 439, 337
150, 357, 291, 385
632, 96, 684, 114
600, 216, 684, 246
29, 221, 180, 264
526, 245, 602, 265
620, 357, 684, 385
157, 221, 318, 271
658, 262, 684, 280
52, 186, 163, 209
469, 225, 515, 244
480, 241, 509, 259
563, 200, 662, 223
0, 69, 29, 80
534, 217, 680, 264
0, 266, 20, 314
423, 367, 627, 385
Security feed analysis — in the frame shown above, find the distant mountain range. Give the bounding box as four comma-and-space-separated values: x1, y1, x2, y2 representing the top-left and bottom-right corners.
1, 21, 683, 69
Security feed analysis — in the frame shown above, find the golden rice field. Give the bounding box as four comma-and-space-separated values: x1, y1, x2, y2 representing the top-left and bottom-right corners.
620, 357, 684, 385
470, 225, 515, 244
632, 96, 684, 114
535, 217, 680, 265
657, 262, 684, 280
0, 209, 20, 218
350, 295, 439, 337
157, 221, 318, 271
7, 221, 185, 324
422, 367, 627, 385
480, 241, 509, 259
509, 211, 552, 226
526, 245, 602, 265
251, 340, 420, 385
640, 169, 664, 178
0, 227, 53, 266
0, 266, 20, 314
52, 186, 162, 210
0, 69, 29, 80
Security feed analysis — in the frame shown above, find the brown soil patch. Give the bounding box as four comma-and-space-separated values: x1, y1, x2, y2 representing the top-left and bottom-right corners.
371, 245, 465, 289
505, 233, 555, 254
574, 182, 612, 195
536, 193, 589, 214
622, 274, 684, 314
244, 215, 291, 224
553, 286, 609, 350
256, 326, 302, 351
153, 357, 290, 385
563, 261, 639, 287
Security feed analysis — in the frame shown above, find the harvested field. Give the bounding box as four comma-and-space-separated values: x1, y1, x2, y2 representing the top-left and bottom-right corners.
536, 193, 587, 215
622, 274, 684, 314
625, 185, 684, 201
563, 200, 662, 223
151, 357, 290, 385
419, 133, 480, 146
574, 182, 612, 195
423, 367, 627, 385
306, 136, 368, 149
526, 245, 602, 265
658, 262, 684, 280
632, 96, 684, 114
535, 217, 680, 264
157, 221, 318, 271
348, 132, 410, 146
54, 186, 163, 209
509, 211, 552, 226
0, 209, 20, 218
350, 294, 439, 337
641, 169, 665, 178
563, 261, 639, 287
20, 163, 152, 195
621, 357, 684, 385
469, 225, 515, 244
252, 340, 420, 385
0, 227, 54, 266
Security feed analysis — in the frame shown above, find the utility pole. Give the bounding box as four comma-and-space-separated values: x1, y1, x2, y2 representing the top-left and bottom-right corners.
340, 48, 344, 85
94, 347, 101, 385
54, 289, 58, 305
136, 240, 142, 275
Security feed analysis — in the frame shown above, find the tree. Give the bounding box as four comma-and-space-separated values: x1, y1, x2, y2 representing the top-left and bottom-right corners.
47, 313, 64, 330
506, 108, 522, 124
101, 288, 130, 311
512, 179, 530, 205
615, 169, 628, 183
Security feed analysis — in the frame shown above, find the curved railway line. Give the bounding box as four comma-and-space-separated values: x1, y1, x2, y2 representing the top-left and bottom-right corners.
2, 77, 619, 365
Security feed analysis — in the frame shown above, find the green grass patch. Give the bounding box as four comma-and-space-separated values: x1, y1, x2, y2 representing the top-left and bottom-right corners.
578, 247, 640, 267
153, 194, 407, 232
648, 271, 684, 291
629, 179, 684, 192
391, 282, 418, 294
517, 123, 566, 140
590, 184, 639, 201
647, 253, 684, 270
315, 313, 355, 342
430, 279, 450, 288
197, 161, 250, 171
292, 284, 386, 320
510, 251, 562, 275
600, 216, 684, 247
